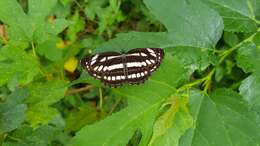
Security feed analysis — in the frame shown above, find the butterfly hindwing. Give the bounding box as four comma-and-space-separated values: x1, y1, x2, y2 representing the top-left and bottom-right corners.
125, 48, 164, 84
81, 48, 164, 87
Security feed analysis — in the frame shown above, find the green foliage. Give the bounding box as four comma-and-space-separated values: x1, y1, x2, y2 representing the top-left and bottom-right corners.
180, 89, 260, 146
0, 89, 27, 133
26, 80, 67, 127
71, 55, 187, 146
0, 0, 259, 146
0, 44, 40, 88
202, 0, 258, 32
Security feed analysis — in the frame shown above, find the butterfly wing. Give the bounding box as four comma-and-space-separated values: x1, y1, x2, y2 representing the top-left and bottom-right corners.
125, 48, 164, 84
81, 48, 164, 87
81, 52, 126, 87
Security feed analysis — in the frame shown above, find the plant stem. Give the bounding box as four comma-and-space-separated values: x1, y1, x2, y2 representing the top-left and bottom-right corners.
99, 87, 104, 113
177, 30, 259, 93
65, 85, 93, 96
219, 29, 259, 64
31, 42, 46, 76
31, 42, 38, 59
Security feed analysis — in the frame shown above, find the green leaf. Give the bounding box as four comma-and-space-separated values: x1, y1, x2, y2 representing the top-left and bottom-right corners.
0, 89, 27, 133
171, 47, 217, 74
95, 0, 223, 53
95, 32, 172, 53
65, 105, 106, 132
179, 89, 260, 146
0, 45, 40, 87
26, 80, 67, 127
66, 11, 85, 43
71, 72, 102, 87
202, 0, 258, 32
0, 0, 70, 44
236, 42, 260, 73
144, 0, 223, 48
34, 18, 72, 44
149, 97, 193, 146
28, 0, 57, 23
3, 124, 64, 146
223, 31, 239, 47
36, 36, 64, 61
0, 0, 30, 42
239, 72, 260, 113
70, 55, 188, 146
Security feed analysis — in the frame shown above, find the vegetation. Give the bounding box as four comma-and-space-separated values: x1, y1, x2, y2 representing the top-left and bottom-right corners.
0, 0, 259, 146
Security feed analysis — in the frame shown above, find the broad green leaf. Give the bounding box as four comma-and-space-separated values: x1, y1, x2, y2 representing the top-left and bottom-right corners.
26, 80, 67, 126
95, 0, 223, 53
179, 89, 260, 146
0, 0, 26, 26
239, 72, 260, 113
202, 0, 258, 32
70, 55, 188, 146
0, 45, 40, 87
95, 32, 171, 53
144, 0, 223, 48
0, 89, 27, 133
236, 42, 260, 73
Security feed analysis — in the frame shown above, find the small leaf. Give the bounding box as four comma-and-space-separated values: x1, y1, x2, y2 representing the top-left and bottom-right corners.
223, 32, 239, 47
65, 105, 106, 132
149, 96, 193, 146
0, 89, 27, 133
36, 36, 64, 61
3, 124, 64, 146
0, 45, 40, 87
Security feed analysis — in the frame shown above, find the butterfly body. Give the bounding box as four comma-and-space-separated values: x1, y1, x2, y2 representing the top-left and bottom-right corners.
81, 48, 164, 87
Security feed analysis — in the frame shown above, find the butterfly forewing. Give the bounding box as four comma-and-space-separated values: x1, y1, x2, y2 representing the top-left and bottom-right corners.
81, 48, 164, 87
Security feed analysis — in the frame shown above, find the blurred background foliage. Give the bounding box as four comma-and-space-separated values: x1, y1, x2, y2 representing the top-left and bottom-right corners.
0, 0, 165, 145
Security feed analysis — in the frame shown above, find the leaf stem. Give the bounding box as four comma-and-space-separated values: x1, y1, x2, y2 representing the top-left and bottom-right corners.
177, 29, 259, 94
31, 42, 46, 76
65, 85, 93, 96
219, 30, 258, 64
31, 42, 38, 59
99, 87, 104, 113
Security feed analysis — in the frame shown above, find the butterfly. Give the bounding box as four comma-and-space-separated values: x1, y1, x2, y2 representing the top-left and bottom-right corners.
80, 48, 164, 87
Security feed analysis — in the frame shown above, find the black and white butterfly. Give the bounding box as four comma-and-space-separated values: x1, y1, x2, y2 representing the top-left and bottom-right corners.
80, 48, 164, 87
